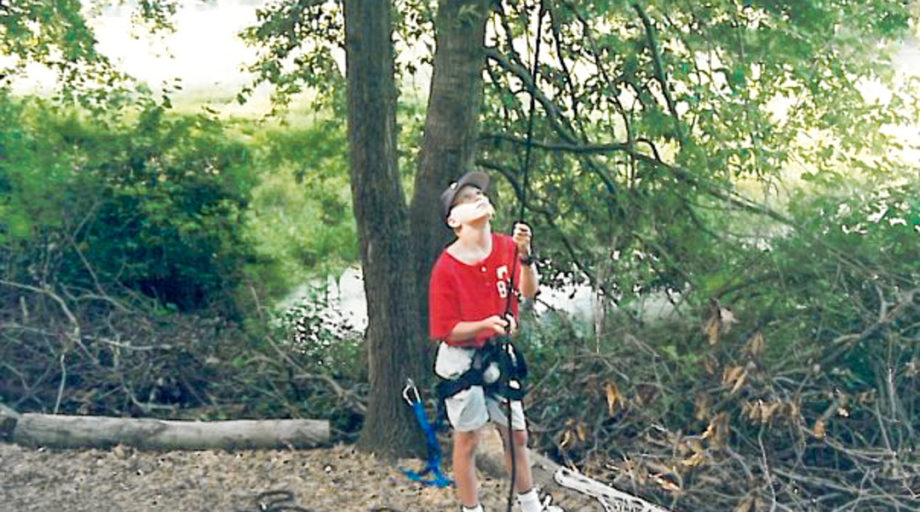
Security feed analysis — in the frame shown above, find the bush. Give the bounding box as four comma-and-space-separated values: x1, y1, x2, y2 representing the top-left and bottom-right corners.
0, 92, 255, 315
520, 178, 920, 510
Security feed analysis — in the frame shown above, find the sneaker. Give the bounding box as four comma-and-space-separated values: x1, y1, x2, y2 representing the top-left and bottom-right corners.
541, 495, 564, 512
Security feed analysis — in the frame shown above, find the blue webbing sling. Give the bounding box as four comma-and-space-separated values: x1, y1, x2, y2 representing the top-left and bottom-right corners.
399, 379, 452, 488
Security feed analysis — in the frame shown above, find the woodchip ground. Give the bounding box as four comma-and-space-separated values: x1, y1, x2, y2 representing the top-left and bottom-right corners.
0, 443, 594, 512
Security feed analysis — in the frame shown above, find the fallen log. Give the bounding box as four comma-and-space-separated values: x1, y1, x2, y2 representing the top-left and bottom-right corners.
473, 425, 565, 483
0, 407, 329, 450
554, 467, 671, 512
0, 403, 20, 442
470, 426, 661, 511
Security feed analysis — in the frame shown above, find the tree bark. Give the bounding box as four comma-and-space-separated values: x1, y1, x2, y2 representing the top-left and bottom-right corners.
409, 0, 492, 370
1, 412, 328, 450
343, 0, 425, 457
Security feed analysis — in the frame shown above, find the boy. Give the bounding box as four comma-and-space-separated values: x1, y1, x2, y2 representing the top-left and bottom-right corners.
429, 171, 561, 512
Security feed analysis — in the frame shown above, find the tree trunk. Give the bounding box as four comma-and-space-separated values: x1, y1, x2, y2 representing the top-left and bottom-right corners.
410, 0, 492, 369
343, 0, 425, 458
1, 412, 328, 450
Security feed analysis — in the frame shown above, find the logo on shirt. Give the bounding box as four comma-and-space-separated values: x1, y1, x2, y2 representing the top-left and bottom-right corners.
496, 265, 509, 298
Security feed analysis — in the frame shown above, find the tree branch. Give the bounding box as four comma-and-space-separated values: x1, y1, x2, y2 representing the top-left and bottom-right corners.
633, 3, 686, 142
479, 132, 800, 231
484, 47, 580, 144
476, 158, 598, 288
482, 131, 630, 154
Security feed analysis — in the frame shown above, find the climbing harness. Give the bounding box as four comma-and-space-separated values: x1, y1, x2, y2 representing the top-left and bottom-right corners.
554, 467, 671, 512
434, 336, 529, 404
399, 378, 452, 488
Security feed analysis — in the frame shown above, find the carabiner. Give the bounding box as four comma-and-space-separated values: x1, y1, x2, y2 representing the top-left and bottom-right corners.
402, 377, 421, 406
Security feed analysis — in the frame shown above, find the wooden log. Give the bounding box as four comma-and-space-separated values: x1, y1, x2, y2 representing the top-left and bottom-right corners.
7, 413, 329, 450
472, 425, 600, 510
0, 403, 20, 442
475, 425, 561, 482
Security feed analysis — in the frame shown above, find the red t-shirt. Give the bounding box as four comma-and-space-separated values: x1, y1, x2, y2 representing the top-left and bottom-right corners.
429, 233, 521, 347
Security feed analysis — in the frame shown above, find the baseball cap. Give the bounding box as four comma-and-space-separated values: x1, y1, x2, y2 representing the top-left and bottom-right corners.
439, 171, 490, 223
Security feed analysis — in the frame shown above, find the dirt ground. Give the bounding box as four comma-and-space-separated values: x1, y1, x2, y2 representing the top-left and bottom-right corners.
0, 441, 597, 512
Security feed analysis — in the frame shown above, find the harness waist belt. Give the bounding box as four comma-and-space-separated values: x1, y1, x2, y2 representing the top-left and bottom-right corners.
435, 337, 528, 402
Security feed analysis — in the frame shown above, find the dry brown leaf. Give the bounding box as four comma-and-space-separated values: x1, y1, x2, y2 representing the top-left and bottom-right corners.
719, 307, 738, 333
560, 429, 573, 449
729, 369, 748, 395
645, 461, 673, 475
680, 451, 706, 469
560, 361, 578, 372
653, 474, 682, 493
722, 365, 745, 388
702, 413, 730, 448
813, 419, 827, 439
686, 437, 704, 454
761, 401, 781, 423
734, 496, 755, 512
694, 393, 710, 421
704, 317, 721, 345
787, 400, 802, 420
605, 381, 621, 416
704, 356, 718, 375
633, 461, 648, 486
701, 420, 716, 441
745, 331, 765, 358
744, 401, 759, 422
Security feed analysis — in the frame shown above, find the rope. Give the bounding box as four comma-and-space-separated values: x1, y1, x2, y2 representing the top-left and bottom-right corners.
236, 490, 408, 512
519, 0, 546, 224
506, 2, 546, 511
235, 490, 316, 512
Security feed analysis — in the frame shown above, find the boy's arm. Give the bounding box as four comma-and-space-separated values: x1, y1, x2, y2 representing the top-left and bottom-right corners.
512, 222, 540, 299
518, 261, 539, 299
446, 316, 513, 343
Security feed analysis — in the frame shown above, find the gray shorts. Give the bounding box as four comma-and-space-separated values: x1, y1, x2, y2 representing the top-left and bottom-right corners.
435, 343, 527, 432
444, 386, 526, 432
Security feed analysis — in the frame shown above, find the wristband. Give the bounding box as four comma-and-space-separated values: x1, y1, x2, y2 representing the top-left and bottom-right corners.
519, 254, 536, 266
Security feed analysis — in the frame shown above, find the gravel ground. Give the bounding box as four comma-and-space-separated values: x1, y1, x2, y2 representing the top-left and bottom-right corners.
0, 443, 589, 512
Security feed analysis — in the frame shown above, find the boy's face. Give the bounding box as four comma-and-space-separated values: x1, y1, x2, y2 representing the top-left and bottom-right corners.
447, 185, 493, 229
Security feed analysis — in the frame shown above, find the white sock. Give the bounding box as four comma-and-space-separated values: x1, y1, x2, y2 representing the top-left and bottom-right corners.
517, 488, 542, 512
461, 504, 484, 512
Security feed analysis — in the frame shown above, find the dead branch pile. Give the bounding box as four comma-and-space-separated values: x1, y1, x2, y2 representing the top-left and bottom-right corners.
4, 265, 919, 511
0, 280, 364, 434
525, 285, 920, 511
0, 280, 229, 415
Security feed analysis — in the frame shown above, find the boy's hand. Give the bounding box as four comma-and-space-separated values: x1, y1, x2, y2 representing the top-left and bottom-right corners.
503, 313, 518, 335
481, 314, 516, 336
512, 222, 532, 257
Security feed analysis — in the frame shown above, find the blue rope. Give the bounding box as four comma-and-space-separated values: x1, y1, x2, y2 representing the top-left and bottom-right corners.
400, 399, 452, 488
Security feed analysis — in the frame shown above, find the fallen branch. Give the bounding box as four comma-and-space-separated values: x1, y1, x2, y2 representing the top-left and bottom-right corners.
555, 466, 671, 512
1, 408, 329, 450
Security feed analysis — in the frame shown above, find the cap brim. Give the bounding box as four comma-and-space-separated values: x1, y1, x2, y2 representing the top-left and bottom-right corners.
455, 171, 489, 194
441, 171, 490, 221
